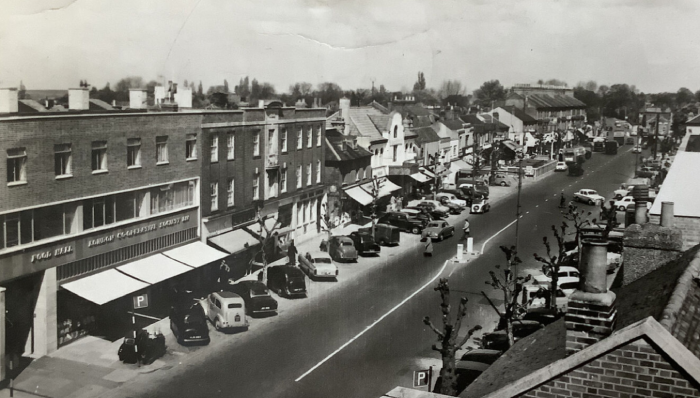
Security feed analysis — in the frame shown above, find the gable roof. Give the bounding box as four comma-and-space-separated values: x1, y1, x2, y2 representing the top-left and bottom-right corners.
460, 114, 484, 125
368, 114, 392, 133
89, 99, 114, 110
498, 106, 538, 125
391, 103, 433, 117
479, 114, 510, 131
411, 126, 441, 144
324, 132, 372, 162
650, 152, 700, 217
18, 99, 47, 112
440, 119, 465, 131
526, 94, 586, 109
685, 115, 700, 126
346, 107, 385, 142
370, 100, 390, 114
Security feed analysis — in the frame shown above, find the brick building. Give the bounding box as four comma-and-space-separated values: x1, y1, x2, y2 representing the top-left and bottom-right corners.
506, 84, 587, 135
0, 88, 229, 369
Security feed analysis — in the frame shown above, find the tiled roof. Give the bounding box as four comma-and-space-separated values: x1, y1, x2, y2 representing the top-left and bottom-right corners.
370, 100, 390, 114
500, 106, 538, 124
526, 94, 586, 109
685, 115, 700, 125
326, 111, 340, 129
18, 99, 47, 112
89, 99, 114, 110
441, 119, 465, 131
411, 126, 441, 144
460, 114, 484, 125
368, 114, 392, 132
391, 103, 433, 117
324, 129, 372, 162
347, 107, 385, 141
479, 114, 510, 131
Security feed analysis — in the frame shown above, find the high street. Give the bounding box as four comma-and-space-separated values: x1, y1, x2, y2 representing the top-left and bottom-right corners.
108, 149, 638, 398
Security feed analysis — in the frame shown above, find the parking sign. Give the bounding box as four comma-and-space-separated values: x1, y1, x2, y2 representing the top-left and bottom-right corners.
413, 369, 430, 388
133, 294, 149, 309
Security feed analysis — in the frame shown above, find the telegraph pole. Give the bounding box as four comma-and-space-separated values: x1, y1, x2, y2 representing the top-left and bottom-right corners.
652, 112, 660, 160
514, 149, 524, 276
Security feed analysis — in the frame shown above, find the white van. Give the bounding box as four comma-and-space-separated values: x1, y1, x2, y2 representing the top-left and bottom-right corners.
207, 291, 249, 332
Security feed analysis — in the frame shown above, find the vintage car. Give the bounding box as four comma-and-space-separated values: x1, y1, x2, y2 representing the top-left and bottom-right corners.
573, 189, 605, 206
348, 231, 381, 255
298, 251, 339, 280
226, 280, 278, 316
470, 198, 490, 214
327, 235, 358, 262
206, 291, 249, 332
613, 196, 651, 211
169, 301, 210, 346
491, 173, 513, 186
358, 223, 400, 246
377, 212, 425, 234
421, 220, 455, 241
407, 199, 451, 215
436, 192, 468, 207
267, 265, 307, 298
555, 161, 568, 172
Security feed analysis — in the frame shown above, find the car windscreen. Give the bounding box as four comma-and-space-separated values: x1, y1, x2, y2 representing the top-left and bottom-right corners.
427, 222, 442, 228
314, 257, 332, 263
250, 286, 270, 297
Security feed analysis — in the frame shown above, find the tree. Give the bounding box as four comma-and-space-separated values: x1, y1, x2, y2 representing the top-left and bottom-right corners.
114, 76, 145, 102
483, 246, 531, 348
676, 87, 694, 106
473, 80, 506, 108
413, 71, 426, 91
539, 79, 568, 87
96, 83, 115, 104
423, 278, 482, 396
562, 204, 593, 264
694, 90, 700, 103
315, 82, 343, 106
573, 87, 601, 122
237, 76, 250, 98
249, 207, 282, 284
533, 223, 568, 313
597, 85, 609, 97
320, 202, 342, 242
197, 81, 203, 97
437, 80, 465, 99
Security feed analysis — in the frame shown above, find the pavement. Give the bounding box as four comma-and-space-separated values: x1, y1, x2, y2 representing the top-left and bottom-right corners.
0, 158, 554, 398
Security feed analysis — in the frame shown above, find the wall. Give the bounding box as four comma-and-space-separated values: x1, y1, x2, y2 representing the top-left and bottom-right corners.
649, 214, 700, 251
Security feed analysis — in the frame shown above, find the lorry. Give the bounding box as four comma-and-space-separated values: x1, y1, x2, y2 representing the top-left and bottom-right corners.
563, 146, 586, 164
592, 137, 606, 152
604, 140, 618, 155
605, 120, 630, 146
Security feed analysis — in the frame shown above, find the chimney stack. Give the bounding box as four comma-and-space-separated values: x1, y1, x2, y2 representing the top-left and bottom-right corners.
129, 89, 147, 110
339, 97, 350, 119
565, 239, 617, 355
68, 87, 90, 110
258, 99, 265, 108
0, 88, 18, 113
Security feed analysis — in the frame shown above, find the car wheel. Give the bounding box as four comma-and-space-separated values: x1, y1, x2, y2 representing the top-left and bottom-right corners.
411, 226, 420, 234
215, 319, 222, 331
618, 205, 626, 211
500, 181, 506, 186
588, 199, 594, 205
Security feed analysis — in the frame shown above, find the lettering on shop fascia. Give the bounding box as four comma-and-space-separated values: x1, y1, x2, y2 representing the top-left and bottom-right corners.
30, 215, 190, 263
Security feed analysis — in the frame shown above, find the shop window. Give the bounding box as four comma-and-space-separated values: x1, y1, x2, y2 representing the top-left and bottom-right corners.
211, 135, 219, 163
210, 182, 218, 211
34, 204, 65, 241
227, 132, 235, 160
156, 136, 169, 164
186, 134, 197, 160
227, 178, 235, 207
116, 191, 142, 222
7, 147, 27, 184
297, 129, 302, 149
54, 144, 72, 177
281, 168, 287, 193
127, 138, 141, 168
91, 141, 108, 172
83, 196, 114, 230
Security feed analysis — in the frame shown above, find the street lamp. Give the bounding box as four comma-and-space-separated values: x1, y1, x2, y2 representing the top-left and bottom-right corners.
514, 148, 525, 276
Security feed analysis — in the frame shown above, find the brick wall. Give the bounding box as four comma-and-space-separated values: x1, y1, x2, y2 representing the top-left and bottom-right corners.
520, 337, 700, 398
649, 214, 700, 251
0, 113, 202, 211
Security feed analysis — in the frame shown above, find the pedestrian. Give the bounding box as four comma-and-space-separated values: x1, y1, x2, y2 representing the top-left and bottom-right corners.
357, 209, 364, 222
218, 260, 231, 287
463, 219, 471, 239
559, 191, 566, 208
424, 238, 434, 257
287, 240, 298, 265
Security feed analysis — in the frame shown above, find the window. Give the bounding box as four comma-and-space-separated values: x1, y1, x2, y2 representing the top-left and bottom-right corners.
7, 148, 27, 184
210, 182, 218, 211
116, 191, 142, 222
83, 196, 114, 230
127, 138, 141, 168
316, 160, 321, 183
186, 134, 197, 160
393, 145, 398, 162
253, 131, 260, 157
156, 136, 169, 164
307, 127, 312, 148
355, 170, 360, 182
54, 144, 72, 177
211, 135, 219, 163
34, 204, 71, 241
227, 178, 235, 207
281, 168, 287, 193
281, 128, 288, 152
296, 165, 302, 188
1, 211, 33, 248
297, 129, 303, 149
306, 163, 312, 185
227, 132, 235, 160
252, 176, 259, 200
393, 125, 398, 138
316, 126, 322, 147
91, 141, 108, 172
298, 202, 304, 223
150, 181, 194, 214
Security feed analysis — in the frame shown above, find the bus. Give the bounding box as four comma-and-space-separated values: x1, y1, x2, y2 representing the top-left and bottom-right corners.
563, 146, 586, 164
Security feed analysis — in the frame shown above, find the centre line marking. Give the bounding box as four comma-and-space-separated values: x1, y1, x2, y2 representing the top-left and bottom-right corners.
480, 217, 519, 254
295, 259, 449, 382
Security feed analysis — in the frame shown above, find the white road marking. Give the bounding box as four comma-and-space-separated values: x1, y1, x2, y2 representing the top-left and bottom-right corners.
480, 217, 519, 254
295, 259, 450, 382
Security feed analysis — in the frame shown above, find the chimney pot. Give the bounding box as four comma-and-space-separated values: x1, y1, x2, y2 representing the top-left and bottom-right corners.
579, 239, 609, 294
634, 201, 648, 225
660, 202, 674, 227
258, 100, 265, 108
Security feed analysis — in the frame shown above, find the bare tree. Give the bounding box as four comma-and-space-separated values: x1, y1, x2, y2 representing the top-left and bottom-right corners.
247, 206, 282, 284
366, 175, 384, 240
562, 204, 593, 260
320, 201, 342, 242
423, 278, 482, 396
533, 223, 568, 313
593, 200, 620, 240
483, 246, 531, 348
438, 80, 465, 99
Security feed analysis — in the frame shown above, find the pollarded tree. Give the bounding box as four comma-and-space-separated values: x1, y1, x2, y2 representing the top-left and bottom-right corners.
533, 223, 568, 313
562, 203, 592, 259
248, 204, 283, 284
423, 278, 482, 396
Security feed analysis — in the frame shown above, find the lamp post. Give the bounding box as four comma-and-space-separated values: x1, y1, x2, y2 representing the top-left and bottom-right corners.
514, 148, 525, 275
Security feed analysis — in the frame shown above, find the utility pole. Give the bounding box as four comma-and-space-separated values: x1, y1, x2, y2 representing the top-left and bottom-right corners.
427, 153, 439, 200
514, 150, 524, 275
652, 112, 660, 160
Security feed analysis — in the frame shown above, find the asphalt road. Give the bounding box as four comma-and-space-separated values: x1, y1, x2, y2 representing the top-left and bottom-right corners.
126, 148, 638, 398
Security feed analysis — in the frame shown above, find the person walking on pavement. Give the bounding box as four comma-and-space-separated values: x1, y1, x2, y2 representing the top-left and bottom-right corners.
559, 191, 566, 208
287, 240, 298, 265
463, 218, 471, 239
424, 238, 434, 257
218, 260, 231, 288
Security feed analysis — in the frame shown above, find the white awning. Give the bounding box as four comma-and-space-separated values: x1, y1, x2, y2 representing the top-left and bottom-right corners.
343, 185, 374, 206
409, 173, 431, 183
450, 160, 469, 171
62, 269, 149, 306
162, 241, 227, 269
373, 179, 401, 198
419, 167, 436, 178
117, 254, 193, 285
209, 228, 261, 254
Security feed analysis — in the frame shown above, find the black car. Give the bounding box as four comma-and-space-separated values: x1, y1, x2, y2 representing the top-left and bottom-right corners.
169, 301, 210, 345
267, 265, 307, 298
227, 280, 279, 316
405, 205, 447, 220
348, 231, 381, 255
377, 212, 424, 234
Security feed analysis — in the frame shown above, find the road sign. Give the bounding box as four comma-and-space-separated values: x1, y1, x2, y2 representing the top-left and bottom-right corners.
133, 294, 149, 309
413, 368, 432, 388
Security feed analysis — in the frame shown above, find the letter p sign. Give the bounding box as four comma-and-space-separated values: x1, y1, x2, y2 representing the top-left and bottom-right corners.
413, 370, 429, 388
133, 294, 149, 309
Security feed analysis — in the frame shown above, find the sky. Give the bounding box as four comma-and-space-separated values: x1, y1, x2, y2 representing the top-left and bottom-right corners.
1, 0, 699, 95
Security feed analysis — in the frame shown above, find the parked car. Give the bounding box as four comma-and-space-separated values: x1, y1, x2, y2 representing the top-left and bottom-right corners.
267, 265, 307, 298
482, 320, 544, 350
491, 172, 513, 186
573, 189, 605, 206
432, 361, 489, 395
555, 161, 568, 172
421, 220, 455, 241
613, 196, 651, 211
377, 212, 424, 234
169, 301, 210, 345
405, 206, 447, 220
358, 223, 400, 246
532, 266, 580, 296
436, 192, 467, 207
438, 188, 470, 202
206, 291, 249, 332
470, 198, 490, 214
348, 231, 381, 255
522, 284, 569, 312
632, 145, 642, 154
400, 208, 433, 225
407, 200, 451, 215
226, 280, 278, 316
434, 195, 465, 214
298, 251, 339, 280
460, 348, 503, 364
327, 235, 358, 262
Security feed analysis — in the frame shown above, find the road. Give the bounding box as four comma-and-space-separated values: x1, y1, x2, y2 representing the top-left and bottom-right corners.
121, 149, 637, 398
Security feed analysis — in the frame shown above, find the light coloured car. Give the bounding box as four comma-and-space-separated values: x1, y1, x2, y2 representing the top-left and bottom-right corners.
555, 162, 568, 172
532, 266, 580, 295
573, 189, 605, 206
407, 199, 451, 214
436, 192, 467, 208
298, 251, 338, 280
470, 198, 490, 214
206, 291, 249, 332
421, 220, 455, 241
524, 284, 569, 312
491, 173, 512, 186
632, 145, 642, 154
613, 196, 651, 211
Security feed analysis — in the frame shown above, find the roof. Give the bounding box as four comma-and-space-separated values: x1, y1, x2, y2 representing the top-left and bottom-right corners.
499, 106, 538, 124
390, 103, 433, 117
526, 94, 586, 109
649, 152, 700, 217
412, 126, 442, 144
18, 99, 47, 112
440, 119, 465, 131
368, 114, 392, 132
324, 132, 372, 162
24, 89, 66, 99
479, 114, 510, 131
460, 114, 484, 125
686, 115, 700, 126
370, 100, 389, 114
89, 99, 114, 110
346, 107, 385, 142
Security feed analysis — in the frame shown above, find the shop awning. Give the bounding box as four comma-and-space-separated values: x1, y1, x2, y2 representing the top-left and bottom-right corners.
409, 172, 431, 183
117, 254, 193, 285
502, 140, 523, 152
162, 241, 228, 269
419, 167, 436, 179
208, 228, 261, 254
374, 179, 401, 198
343, 185, 374, 206
450, 160, 469, 171
62, 269, 149, 306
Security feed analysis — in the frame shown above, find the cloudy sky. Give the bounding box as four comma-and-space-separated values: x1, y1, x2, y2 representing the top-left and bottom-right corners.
1, 0, 699, 94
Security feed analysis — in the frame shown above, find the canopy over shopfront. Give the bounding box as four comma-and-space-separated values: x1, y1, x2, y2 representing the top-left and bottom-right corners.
409, 172, 431, 183
162, 241, 228, 268
208, 228, 261, 254
342, 178, 402, 206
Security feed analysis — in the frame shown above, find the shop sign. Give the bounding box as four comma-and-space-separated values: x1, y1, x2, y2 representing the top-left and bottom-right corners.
133, 294, 149, 309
